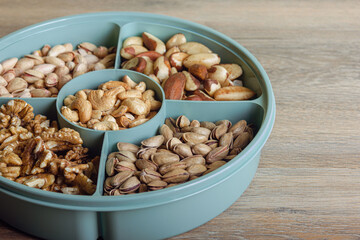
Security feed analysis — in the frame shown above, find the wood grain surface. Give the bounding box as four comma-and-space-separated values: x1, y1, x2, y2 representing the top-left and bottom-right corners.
1, 0, 360, 239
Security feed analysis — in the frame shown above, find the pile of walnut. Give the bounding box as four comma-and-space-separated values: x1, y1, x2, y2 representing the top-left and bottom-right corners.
120, 32, 256, 101
0, 42, 116, 98
104, 115, 254, 195
61, 75, 162, 130
0, 99, 99, 195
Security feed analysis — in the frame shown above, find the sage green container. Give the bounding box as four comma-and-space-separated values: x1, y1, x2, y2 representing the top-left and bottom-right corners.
0, 12, 275, 240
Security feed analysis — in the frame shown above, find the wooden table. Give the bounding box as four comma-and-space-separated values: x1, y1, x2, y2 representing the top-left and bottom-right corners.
1, 0, 360, 239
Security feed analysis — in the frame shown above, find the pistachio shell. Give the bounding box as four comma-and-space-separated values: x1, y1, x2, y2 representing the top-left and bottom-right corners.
119, 176, 140, 193
218, 132, 233, 148
175, 115, 190, 128
116, 150, 137, 163
117, 142, 140, 153
106, 157, 118, 176
180, 155, 206, 167
191, 143, 212, 156
108, 170, 134, 188
233, 132, 252, 149
115, 161, 137, 172
158, 161, 187, 175
210, 123, 228, 140
191, 127, 211, 139
139, 169, 161, 184
229, 120, 247, 138
172, 143, 193, 158
182, 132, 208, 145
137, 147, 157, 161
206, 145, 229, 164
151, 152, 180, 166
135, 158, 158, 171
141, 135, 165, 148
147, 180, 168, 190
162, 169, 189, 183
200, 121, 216, 130
165, 137, 182, 150
159, 124, 174, 142
187, 164, 207, 176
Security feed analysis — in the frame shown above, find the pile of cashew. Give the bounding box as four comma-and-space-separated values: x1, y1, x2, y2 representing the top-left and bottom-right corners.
0, 42, 116, 98
61, 75, 162, 131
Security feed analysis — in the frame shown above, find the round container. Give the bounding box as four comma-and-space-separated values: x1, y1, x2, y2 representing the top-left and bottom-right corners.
0, 12, 275, 240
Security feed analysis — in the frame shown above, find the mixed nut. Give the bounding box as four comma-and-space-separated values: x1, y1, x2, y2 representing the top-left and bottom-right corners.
103, 115, 255, 195
0, 100, 99, 195
61, 75, 162, 130
120, 32, 256, 101
0, 30, 259, 196
0, 42, 116, 98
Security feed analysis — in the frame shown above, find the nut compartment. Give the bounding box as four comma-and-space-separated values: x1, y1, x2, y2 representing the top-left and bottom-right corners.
56, 69, 166, 145
0, 12, 275, 240
118, 22, 262, 98
0, 21, 120, 98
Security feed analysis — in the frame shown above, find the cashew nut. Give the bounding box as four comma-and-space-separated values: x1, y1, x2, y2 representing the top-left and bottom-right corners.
102, 115, 116, 123
64, 95, 76, 107
93, 121, 119, 131
121, 98, 149, 116
61, 106, 79, 122
75, 90, 88, 100
88, 87, 124, 111
71, 97, 92, 124
87, 119, 100, 129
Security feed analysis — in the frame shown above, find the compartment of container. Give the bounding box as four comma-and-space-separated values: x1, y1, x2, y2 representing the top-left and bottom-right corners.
0, 21, 120, 98
98, 103, 263, 239
56, 69, 166, 144
118, 22, 262, 98
0, 97, 104, 193
0, 97, 105, 239
0, 21, 120, 59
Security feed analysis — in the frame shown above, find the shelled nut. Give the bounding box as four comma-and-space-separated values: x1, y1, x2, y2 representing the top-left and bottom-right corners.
120, 32, 256, 101
0, 42, 116, 98
0, 99, 99, 195
61, 75, 162, 130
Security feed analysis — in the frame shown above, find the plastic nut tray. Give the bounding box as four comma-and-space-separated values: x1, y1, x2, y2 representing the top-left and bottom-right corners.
0, 12, 275, 240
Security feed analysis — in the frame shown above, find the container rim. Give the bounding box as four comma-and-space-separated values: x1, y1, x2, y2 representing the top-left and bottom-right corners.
0, 11, 276, 211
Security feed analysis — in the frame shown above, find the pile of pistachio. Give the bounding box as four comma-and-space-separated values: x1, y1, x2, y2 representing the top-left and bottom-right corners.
104, 115, 254, 195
